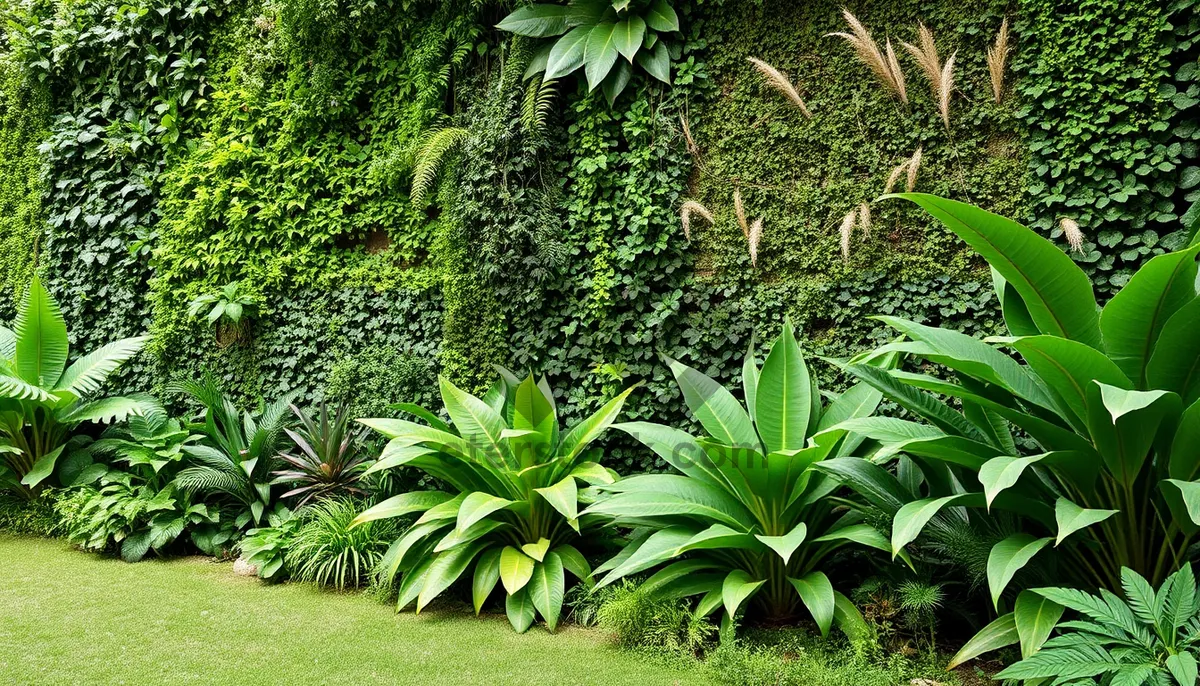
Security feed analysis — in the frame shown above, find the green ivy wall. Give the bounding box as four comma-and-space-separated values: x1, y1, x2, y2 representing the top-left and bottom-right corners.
1, 0, 1196, 471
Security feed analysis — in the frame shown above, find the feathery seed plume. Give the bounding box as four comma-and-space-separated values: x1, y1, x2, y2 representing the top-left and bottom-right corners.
858, 202, 872, 239
987, 18, 1010, 103
829, 10, 908, 103
748, 57, 813, 118
839, 210, 857, 261
680, 201, 713, 240
885, 162, 907, 194
906, 146, 922, 192
734, 189, 749, 238
938, 52, 956, 130
1060, 217, 1084, 254
885, 39, 907, 105
748, 218, 764, 266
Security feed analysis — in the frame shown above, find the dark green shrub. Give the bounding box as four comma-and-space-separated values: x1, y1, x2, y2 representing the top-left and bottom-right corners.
0, 490, 61, 536
595, 581, 716, 655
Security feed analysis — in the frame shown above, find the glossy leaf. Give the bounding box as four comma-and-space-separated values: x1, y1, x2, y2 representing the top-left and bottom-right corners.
988, 534, 1052, 608
1054, 498, 1118, 546
789, 571, 835, 637
947, 613, 1018, 669
528, 552, 565, 631
499, 546, 535, 594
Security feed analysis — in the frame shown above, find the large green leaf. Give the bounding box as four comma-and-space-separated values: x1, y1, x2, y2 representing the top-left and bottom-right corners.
1054, 497, 1118, 546
505, 586, 536, 633
352, 491, 454, 527
557, 385, 634, 462
13, 276, 70, 388
789, 571, 835, 637
439, 376, 511, 468
831, 591, 870, 642
643, 0, 679, 31
992, 268, 1040, 337
886, 194, 1101, 348
947, 613, 1018, 669
545, 26, 591, 80
1162, 479, 1200, 528
534, 476, 579, 527
595, 527, 697, 587
59, 396, 145, 424
18, 445, 65, 487
0, 373, 54, 401
0, 326, 14, 361
499, 545, 536, 594
417, 542, 487, 612
589, 473, 756, 530
721, 569, 764, 619
987, 534, 1052, 608
666, 356, 758, 448
614, 421, 724, 487
978, 454, 1047, 509
1011, 335, 1132, 426
842, 363, 986, 442
472, 547, 502, 614
528, 552, 565, 632
755, 320, 812, 454
1013, 589, 1064, 658
553, 544, 592, 584
814, 457, 911, 513
583, 22, 619, 89
1100, 246, 1200, 386
512, 376, 556, 456
611, 16, 645, 61
675, 523, 764, 555
53, 336, 149, 398
891, 493, 979, 557
635, 40, 670, 84
640, 559, 721, 596
1146, 297, 1200, 405
1087, 383, 1181, 485
496, 4, 573, 36
456, 492, 515, 534
1169, 399, 1200, 481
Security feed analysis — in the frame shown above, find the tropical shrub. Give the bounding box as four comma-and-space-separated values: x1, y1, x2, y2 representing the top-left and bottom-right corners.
286, 498, 395, 590
997, 565, 1200, 685
60, 472, 216, 561
0, 489, 61, 536
173, 374, 294, 529
816, 194, 1200, 665
237, 509, 300, 582
90, 397, 200, 481
498, 0, 677, 104
353, 372, 635, 632
187, 281, 258, 345
586, 323, 891, 639
272, 401, 370, 507
0, 276, 148, 498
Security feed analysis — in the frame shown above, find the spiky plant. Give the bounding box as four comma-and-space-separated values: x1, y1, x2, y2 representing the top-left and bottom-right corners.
286, 498, 394, 589
272, 401, 370, 507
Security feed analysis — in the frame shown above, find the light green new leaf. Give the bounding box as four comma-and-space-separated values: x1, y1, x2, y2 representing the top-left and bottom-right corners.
545, 26, 591, 80
1013, 590, 1064, 658
528, 552, 565, 631
885, 194, 1102, 349
789, 571, 835, 637
755, 320, 812, 454
947, 613, 1018, 669
13, 276, 70, 388
534, 476, 579, 526
891, 493, 979, 558
439, 376, 510, 467
1089, 383, 1181, 486
1162, 479, 1200, 528
499, 545, 536, 594
18, 445, 65, 487
979, 454, 1047, 509
417, 542, 486, 612
988, 534, 1052, 608
1054, 498, 1118, 546
472, 547, 501, 614
521, 537, 551, 562
743, 336, 759, 423
721, 569, 764, 619
755, 522, 807, 565
583, 22, 619, 90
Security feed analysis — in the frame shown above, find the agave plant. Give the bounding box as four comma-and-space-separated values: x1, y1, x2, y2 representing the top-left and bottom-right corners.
172, 373, 294, 529
0, 276, 149, 498
352, 372, 634, 632
997, 565, 1200, 685
585, 323, 893, 639
816, 194, 1200, 666
272, 401, 370, 507
498, 0, 677, 105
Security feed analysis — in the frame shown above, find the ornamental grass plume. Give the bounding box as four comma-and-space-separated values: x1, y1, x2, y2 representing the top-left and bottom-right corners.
748, 218, 764, 266
680, 113, 699, 157
906, 146, 923, 192
987, 18, 1010, 103
884, 39, 907, 104
1060, 217, 1084, 253
748, 57, 813, 118
839, 209, 857, 260
858, 202, 871, 239
937, 52, 957, 129
828, 10, 908, 103
680, 200, 713, 240
885, 161, 907, 194
903, 24, 956, 129
734, 188, 749, 238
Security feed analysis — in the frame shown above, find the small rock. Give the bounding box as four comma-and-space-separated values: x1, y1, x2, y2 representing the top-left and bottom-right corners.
232, 557, 259, 577
910, 680, 947, 686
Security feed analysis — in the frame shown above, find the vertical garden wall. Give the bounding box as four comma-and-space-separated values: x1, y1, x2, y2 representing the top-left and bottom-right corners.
1, 0, 1197, 471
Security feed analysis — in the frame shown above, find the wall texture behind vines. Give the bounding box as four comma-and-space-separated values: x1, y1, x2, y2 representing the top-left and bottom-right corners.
0, 0, 1196, 473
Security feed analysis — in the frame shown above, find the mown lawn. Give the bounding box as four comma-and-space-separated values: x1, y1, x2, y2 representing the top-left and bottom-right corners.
0, 535, 700, 685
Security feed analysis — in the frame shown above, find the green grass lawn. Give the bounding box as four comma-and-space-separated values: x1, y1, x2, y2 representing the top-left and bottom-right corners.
0, 535, 702, 685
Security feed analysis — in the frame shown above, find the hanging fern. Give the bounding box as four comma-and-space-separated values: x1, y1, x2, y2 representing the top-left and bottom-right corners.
521, 76, 558, 138
409, 127, 469, 205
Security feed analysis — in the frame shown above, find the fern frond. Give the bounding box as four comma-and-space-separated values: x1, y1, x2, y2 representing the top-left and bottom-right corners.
174, 466, 241, 496
410, 128, 469, 205
522, 76, 557, 137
